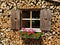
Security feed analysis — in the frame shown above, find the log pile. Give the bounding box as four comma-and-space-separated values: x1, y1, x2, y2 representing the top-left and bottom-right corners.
0, 30, 20, 45
18, 0, 42, 9
0, 0, 20, 45
0, 0, 60, 45
41, 1, 60, 45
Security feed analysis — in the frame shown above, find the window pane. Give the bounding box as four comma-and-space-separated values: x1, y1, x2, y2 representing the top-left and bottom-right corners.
22, 10, 30, 18
32, 20, 40, 28
22, 20, 30, 28
32, 10, 40, 18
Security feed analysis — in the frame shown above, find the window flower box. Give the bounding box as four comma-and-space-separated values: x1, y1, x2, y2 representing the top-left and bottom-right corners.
20, 28, 42, 39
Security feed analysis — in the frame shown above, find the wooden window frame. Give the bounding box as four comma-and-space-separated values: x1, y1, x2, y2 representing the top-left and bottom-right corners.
21, 10, 40, 30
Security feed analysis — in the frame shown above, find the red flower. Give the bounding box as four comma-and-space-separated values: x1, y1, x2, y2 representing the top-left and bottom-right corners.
28, 32, 31, 35
22, 31, 27, 34
35, 34, 39, 37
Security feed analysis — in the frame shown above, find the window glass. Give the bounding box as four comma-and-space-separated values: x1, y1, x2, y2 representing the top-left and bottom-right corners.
32, 10, 40, 18
21, 10, 40, 28
32, 20, 40, 28
22, 20, 30, 28
22, 10, 30, 18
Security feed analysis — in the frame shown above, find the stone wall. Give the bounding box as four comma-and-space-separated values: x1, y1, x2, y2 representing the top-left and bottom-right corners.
0, 0, 60, 45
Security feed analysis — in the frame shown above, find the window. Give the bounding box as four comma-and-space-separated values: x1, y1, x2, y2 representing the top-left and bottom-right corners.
11, 9, 51, 31
21, 10, 40, 29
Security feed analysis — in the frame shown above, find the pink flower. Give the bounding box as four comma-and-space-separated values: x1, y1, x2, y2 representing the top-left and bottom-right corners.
32, 29, 36, 32
22, 28, 25, 30
28, 29, 34, 34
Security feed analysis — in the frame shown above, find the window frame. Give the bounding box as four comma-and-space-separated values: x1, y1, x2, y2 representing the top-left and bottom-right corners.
21, 10, 40, 29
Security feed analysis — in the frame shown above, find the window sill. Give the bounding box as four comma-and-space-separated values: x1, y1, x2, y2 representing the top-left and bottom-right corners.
21, 28, 41, 32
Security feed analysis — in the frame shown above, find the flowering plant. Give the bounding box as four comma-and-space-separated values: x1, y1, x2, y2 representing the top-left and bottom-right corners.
20, 28, 42, 39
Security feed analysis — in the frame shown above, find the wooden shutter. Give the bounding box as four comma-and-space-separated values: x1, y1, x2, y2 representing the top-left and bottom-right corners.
11, 9, 20, 30
40, 9, 51, 30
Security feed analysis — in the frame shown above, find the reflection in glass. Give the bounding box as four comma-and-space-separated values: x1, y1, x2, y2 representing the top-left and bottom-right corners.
32, 20, 40, 28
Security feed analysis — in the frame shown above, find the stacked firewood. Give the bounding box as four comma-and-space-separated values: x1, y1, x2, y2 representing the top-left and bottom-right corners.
18, 0, 42, 9
42, 31, 60, 45
0, 1, 20, 45
0, 0, 60, 45
41, 1, 60, 45
42, 14, 60, 45
0, 30, 20, 45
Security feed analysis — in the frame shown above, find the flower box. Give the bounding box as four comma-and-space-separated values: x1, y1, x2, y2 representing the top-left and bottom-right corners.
20, 28, 42, 39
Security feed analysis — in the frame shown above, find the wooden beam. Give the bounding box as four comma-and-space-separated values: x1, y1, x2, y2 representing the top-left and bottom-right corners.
30, 11, 32, 28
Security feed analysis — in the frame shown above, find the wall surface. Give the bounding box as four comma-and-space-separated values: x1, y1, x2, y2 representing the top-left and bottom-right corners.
0, 0, 60, 45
